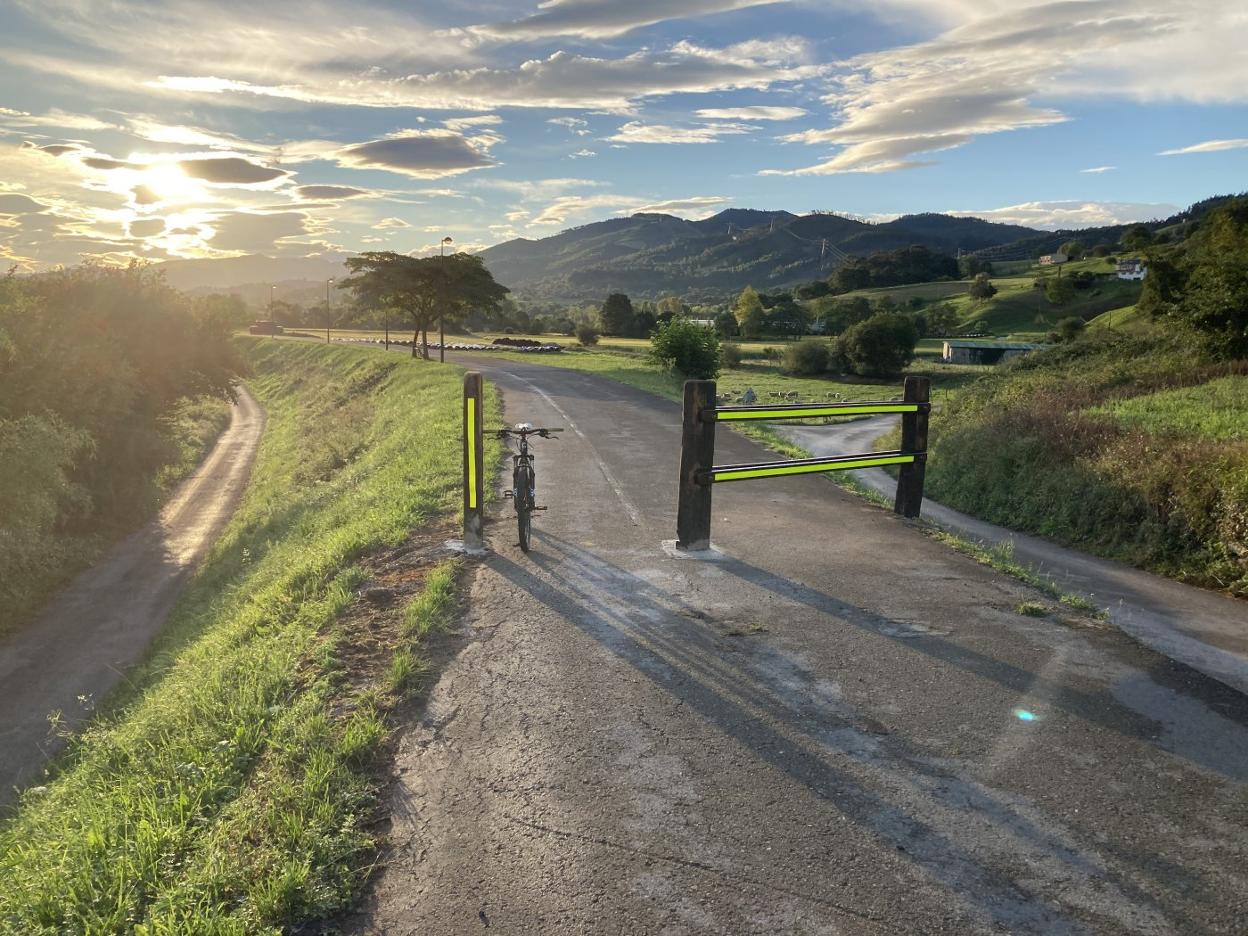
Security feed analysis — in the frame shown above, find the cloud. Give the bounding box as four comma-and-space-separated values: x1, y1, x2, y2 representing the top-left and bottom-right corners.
127, 119, 262, 150
608, 121, 751, 144
144, 41, 819, 111
1158, 138, 1248, 156
531, 194, 642, 226
472, 0, 786, 40
569, 149, 596, 158
295, 184, 371, 200
336, 131, 496, 178
1080, 166, 1116, 173
0, 193, 47, 214
178, 156, 288, 184
443, 115, 503, 132
630, 196, 731, 219
206, 210, 316, 253
548, 117, 591, 135
128, 218, 165, 237
374, 217, 411, 229
766, 1, 1248, 175
0, 107, 117, 131
949, 200, 1178, 230
696, 105, 806, 120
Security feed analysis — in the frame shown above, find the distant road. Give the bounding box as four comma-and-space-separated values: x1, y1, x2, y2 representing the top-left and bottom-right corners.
777, 416, 1248, 696
0, 387, 265, 801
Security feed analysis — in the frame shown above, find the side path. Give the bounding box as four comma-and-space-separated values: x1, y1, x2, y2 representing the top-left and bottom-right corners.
778, 417, 1248, 696
0, 387, 265, 800
349, 355, 1248, 935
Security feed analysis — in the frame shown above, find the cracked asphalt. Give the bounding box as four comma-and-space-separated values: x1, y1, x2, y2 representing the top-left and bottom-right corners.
348, 356, 1248, 935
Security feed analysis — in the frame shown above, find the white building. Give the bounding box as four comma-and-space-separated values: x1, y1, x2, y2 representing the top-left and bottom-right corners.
1117, 260, 1147, 281
1039, 252, 1068, 266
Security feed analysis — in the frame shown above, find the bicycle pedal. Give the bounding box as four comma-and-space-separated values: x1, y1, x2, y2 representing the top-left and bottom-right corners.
534, 506, 549, 511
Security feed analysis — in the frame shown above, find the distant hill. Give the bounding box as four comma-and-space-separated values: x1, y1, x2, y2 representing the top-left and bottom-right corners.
477, 209, 1040, 303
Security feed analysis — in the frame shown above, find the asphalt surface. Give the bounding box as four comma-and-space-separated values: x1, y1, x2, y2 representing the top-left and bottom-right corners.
350, 356, 1248, 935
778, 417, 1248, 696
0, 387, 264, 800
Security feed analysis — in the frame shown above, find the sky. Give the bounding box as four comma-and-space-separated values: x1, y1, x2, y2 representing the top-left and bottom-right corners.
1, 0, 1246, 270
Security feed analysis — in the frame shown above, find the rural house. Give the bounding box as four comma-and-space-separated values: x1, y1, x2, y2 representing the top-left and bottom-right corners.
942, 340, 1040, 365
1116, 260, 1147, 280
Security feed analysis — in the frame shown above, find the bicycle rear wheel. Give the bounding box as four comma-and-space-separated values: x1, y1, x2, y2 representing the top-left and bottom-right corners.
514, 464, 534, 552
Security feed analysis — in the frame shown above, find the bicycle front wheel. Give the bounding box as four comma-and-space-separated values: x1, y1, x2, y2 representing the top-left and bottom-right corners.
514, 464, 534, 552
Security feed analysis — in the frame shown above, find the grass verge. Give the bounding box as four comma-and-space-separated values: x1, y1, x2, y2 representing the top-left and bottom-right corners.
0, 340, 496, 933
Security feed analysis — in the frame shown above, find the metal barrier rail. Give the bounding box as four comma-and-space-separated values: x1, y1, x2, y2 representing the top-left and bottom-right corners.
676, 377, 930, 551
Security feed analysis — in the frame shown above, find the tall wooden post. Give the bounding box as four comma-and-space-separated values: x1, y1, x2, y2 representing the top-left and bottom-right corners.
894, 376, 930, 519
463, 372, 485, 550
676, 379, 716, 550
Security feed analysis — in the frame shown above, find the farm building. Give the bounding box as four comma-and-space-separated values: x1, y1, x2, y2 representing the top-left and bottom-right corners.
1039, 252, 1069, 265
942, 340, 1040, 365
1117, 260, 1147, 280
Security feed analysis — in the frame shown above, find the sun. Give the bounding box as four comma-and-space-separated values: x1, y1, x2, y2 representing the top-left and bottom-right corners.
141, 161, 202, 203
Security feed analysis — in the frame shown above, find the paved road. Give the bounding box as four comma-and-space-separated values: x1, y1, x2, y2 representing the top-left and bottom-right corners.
351, 357, 1248, 935
0, 387, 264, 800
778, 417, 1248, 696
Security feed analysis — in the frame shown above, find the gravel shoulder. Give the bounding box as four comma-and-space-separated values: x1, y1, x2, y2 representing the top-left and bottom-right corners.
0, 386, 265, 799
348, 358, 1248, 935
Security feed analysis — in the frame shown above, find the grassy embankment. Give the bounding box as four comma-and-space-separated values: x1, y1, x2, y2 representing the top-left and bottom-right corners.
0, 340, 494, 932
926, 332, 1248, 595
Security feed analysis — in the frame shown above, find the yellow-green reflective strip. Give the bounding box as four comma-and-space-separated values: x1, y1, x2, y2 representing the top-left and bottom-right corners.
716, 404, 918, 421
712, 454, 915, 482
467, 397, 478, 509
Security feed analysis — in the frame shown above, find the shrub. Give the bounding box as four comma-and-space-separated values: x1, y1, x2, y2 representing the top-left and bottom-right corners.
836, 312, 919, 377
649, 317, 721, 379
721, 342, 743, 368
968, 273, 997, 300
782, 340, 830, 376
574, 323, 600, 346
1046, 276, 1075, 305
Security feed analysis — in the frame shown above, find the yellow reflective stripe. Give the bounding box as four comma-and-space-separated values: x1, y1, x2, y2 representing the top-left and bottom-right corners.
467, 397, 478, 509
716, 404, 917, 420
712, 454, 914, 482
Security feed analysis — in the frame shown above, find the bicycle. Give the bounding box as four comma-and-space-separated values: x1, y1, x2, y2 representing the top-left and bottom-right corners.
496, 423, 562, 551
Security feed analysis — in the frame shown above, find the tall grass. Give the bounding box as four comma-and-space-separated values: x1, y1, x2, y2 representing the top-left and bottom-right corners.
926, 333, 1248, 595
0, 340, 486, 933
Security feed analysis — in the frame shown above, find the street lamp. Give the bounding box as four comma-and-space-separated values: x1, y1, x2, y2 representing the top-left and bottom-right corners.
325, 277, 334, 344
439, 236, 453, 363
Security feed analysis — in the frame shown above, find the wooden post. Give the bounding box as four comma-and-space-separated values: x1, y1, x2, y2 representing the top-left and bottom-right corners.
463, 372, 485, 550
894, 376, 930, 519
676, 379, 716, 550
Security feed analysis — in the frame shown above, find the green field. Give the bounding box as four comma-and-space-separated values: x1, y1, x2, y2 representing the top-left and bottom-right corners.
0, 341, 494, 933
1090, 375, 1248, 442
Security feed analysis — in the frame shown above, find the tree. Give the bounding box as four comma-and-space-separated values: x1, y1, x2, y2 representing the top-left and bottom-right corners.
600, 292, 636, 337
1053, 316, 1086, 342
1059, 240, 1085, 260
713, 309, 738, 337
836, 313, 918, 378
968, 273, 997, 300
656, 296, 688, 318
1141, 196, 1248, 358
925, 303, 959, 336
766, 294, 810, 338
734, 286, 766, 338
575, 322, 600, 346
340, 251, 507, 358
1122, 224, 1153, 250
1045, 276, 1075, 305
958, 254, 983, 278
649, 318, 720, 379
782, 340, 831, 376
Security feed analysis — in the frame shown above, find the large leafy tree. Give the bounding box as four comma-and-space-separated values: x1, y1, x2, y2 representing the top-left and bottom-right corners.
1140, 198, 1248, 358
340, 251, 508, 358
600, 292, 636, 337
734, 285, 766, 338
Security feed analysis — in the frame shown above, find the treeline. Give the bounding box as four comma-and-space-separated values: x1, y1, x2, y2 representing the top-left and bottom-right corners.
0, 266, 241, 628
799, 245, 960, 297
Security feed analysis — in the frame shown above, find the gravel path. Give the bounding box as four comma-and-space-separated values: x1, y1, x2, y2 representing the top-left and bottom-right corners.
0, 387, 265, 799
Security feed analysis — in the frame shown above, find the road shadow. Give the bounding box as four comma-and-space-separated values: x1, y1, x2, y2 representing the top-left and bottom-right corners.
483, 531, 1227, 934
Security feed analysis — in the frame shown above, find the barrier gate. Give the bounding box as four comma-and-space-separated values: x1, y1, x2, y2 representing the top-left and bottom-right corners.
676, 376, 930, 551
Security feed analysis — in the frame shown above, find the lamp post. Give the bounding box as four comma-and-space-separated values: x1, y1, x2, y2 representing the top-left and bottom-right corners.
325, 277, 333, 344
440, 236, 453, 363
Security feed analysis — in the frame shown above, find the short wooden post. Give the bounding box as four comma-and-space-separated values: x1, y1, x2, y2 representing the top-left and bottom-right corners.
463, 372, 485, 550
894, 376, 930, 519
676, 379, 716, 550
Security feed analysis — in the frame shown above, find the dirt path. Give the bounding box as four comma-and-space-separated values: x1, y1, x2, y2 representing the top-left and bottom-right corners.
347, 357, 1248, 935
777, 416, 1248, 696
0, 386, 265, 799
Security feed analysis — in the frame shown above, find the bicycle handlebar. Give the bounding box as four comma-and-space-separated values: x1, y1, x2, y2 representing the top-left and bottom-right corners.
495, 427, 563, 438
